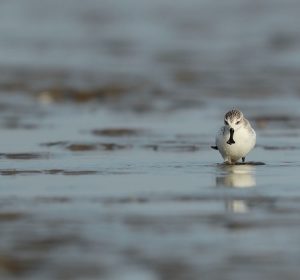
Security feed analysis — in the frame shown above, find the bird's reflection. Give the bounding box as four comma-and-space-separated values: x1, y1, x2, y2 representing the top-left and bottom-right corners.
216, 164, 256, 213
216, 164, 256, 188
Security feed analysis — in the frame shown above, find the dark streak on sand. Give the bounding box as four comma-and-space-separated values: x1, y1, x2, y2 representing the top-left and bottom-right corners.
0, 153, 50, 160
91, 128, 144, 137
219, 162, 266, 166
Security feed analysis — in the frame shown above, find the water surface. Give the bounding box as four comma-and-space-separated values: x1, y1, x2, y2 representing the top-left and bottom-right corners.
0, 1, 300, 279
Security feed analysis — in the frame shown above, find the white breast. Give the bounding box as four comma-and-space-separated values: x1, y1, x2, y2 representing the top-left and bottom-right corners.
216, 126, 256, 163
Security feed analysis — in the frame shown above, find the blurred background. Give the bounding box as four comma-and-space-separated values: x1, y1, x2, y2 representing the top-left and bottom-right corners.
1, 0, 300, 279
2, 0, 300, 106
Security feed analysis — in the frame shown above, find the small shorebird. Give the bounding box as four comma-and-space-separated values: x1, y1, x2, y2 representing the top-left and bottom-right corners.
211, 109, 256, 164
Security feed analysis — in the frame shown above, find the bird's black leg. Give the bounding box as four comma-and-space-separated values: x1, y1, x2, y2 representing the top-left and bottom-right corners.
242, 157, 245, 163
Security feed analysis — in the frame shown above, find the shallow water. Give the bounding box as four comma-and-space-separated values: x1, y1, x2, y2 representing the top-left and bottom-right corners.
1, 0, 300, 279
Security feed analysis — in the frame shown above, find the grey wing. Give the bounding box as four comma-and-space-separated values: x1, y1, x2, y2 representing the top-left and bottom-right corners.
211, 126, 226, 150
211, 127, 224, 150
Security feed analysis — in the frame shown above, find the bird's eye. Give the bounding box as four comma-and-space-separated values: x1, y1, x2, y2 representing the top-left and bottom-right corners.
236, 121, 240, 125
224, 120, 229, 125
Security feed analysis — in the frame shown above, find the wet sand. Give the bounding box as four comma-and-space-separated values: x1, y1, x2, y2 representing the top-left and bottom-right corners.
1, 0, 300, 279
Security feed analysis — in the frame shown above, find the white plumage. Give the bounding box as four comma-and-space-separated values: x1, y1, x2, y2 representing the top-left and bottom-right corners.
212, 109, 256, 164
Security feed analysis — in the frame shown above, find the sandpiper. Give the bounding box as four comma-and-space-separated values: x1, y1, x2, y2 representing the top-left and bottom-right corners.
211, 109, 256, 164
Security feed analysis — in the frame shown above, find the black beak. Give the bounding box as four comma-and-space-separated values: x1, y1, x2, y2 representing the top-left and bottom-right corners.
227, 128, 235, 145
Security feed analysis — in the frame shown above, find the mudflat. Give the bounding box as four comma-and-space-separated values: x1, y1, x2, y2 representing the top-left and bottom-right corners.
0, 0, 300, 279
